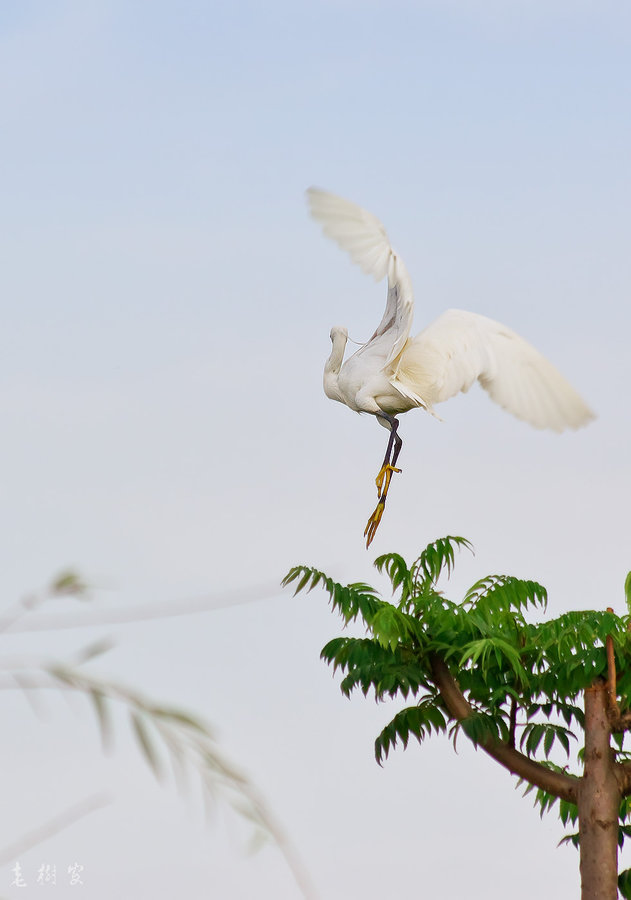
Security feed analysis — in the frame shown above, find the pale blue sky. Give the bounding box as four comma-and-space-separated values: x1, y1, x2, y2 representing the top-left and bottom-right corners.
1, 2, 629, 898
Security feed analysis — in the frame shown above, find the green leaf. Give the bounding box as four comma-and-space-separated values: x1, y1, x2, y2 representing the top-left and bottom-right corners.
619, 868, 631, 898
559, 798, 578, 827
130, 712, 162, 780
294, 570, 313, 594
374, 553, 412, 599
150, 706, 212, 735
558, 831, 580, 849
375, 702, 447, 764
370, 605, 408, 650
75, 638, 115, 665
625, 572, 631, 615
281, 566, 301, 588
412, 536, 473, 588
459, 712, 499, 747
90, 689, 112, 751
50, 570, 89, 599
47, 664, 76, 687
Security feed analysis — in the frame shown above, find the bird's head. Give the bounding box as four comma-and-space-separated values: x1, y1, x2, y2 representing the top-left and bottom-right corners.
329, 325, 348, 343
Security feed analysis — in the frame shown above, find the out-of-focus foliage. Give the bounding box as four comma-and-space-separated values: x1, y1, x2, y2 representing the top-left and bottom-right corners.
0, 572, 308, 892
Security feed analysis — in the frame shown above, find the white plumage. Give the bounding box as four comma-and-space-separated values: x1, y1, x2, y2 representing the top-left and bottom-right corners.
308, 187, 594, 545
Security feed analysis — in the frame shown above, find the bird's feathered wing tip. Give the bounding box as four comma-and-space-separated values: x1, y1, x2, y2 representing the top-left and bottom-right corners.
396, 309, 595, 432
306, 187, 393, 282
307, 187, 416, 363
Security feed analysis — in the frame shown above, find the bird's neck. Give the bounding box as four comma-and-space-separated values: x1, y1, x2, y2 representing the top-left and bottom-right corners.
323, 330, 348, 402
325, 330, 347, 374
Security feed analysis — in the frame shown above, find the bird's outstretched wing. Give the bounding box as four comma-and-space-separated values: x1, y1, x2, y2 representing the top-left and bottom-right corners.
307, 187, 414, 366
396, 309, 594, 432
307, 187, 392, 280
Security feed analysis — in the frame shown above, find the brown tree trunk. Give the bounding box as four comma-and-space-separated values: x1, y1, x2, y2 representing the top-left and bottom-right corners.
578, 681, 620, 900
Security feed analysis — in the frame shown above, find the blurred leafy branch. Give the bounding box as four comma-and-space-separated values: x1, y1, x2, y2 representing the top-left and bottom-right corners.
0, 573, 313, 899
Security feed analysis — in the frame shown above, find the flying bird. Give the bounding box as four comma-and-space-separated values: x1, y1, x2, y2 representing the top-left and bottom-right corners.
307, 187, 594, 547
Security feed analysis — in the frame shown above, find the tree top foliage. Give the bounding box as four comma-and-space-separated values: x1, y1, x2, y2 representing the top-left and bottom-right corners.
285, 536, 631, 894
284, 535, 631, 786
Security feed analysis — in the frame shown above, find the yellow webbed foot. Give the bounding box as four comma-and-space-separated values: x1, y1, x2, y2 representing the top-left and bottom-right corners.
375, 463, 402, 499
364, 498, 386, 548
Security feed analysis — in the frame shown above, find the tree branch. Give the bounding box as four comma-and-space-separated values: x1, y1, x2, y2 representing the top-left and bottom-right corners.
614, 762, 631, 797
0, 793, 111, 866
0, 582, 279, 633
605, 609, 620, 719
429, 652, 579, 803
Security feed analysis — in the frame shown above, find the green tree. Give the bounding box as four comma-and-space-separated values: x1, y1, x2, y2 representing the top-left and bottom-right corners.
284, 536, 631, 900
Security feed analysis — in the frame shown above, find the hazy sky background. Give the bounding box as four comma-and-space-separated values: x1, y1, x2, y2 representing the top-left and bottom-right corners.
1, 1, 629, 897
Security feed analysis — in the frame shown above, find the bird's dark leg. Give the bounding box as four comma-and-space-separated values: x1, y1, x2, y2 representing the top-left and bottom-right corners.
364, 415, 404, 548
378, 417, 397, 472
375, 414, 403, 499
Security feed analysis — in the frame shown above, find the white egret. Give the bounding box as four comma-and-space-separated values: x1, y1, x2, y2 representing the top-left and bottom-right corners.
307, 187, 595, 547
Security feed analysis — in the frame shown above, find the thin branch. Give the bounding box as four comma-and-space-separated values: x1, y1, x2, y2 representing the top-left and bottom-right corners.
0, 793, 111, 866
429, 652, 579, 803
0, 573, 90, 634
0, 592, 48, 635
0, 583, 280, 633
615, 762, 631, 797
605, 607, 620, 720
608, 710, 631, 735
